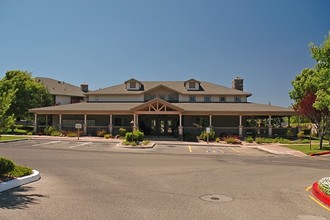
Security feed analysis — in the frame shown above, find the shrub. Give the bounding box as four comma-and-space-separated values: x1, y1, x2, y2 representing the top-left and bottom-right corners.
123, 140, 130, 145
51, 130, 61, 136
276, 138, 291, 144
142, 140, 150, 145
96, 129, 107, 137
255, 137, 273, 144
0, 157, 15, 175
9, 165, 33, 177
125, 130, 144, 142
67, 131, 77, 137
130, 141, 137, 146
215, 137, 220, 143
44, 126, 56, 136
225, 136, 241, 144
199, 129, 215, 141
297, 131, 305, 139
104, 134, 111, 139
245, 136, 254, 143
119, 128, 127, 137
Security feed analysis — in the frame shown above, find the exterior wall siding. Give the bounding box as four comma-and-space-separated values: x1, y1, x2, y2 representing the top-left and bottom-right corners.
88, 94, 144, 102
55, 95, 71, 105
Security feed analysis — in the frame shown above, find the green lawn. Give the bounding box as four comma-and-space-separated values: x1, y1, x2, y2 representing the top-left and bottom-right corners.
0, 136, 27, 142
282, 144, 330, 155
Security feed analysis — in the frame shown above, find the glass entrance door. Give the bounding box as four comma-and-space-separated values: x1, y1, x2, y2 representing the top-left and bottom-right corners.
148, 116, 176, 136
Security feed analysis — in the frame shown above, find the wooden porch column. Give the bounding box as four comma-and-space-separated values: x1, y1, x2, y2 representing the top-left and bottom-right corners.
59, 114, 62, 131
268, 115, 273, 137
83, 114, 87, 134
33, 114, 38, 133
239, 115, 243, 138
133, 114, 138, 131
209, 115, 212, 127
178, 114, 183, 141
109, 114, 113, 135
45, 115, 48, 126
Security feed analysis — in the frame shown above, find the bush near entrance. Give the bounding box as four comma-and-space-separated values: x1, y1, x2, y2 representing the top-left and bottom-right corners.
0, 157, 33, 182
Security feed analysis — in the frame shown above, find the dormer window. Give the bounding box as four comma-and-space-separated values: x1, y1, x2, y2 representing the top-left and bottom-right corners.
184, 78, 201, 91
189, 82, 195, 89
125, 78, 142, 91
130, 81, 136, 89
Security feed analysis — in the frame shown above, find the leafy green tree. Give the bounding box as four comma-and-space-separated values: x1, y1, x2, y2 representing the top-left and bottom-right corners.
290, 32, 330, 149
0, 88, 16, 133
0, 70, 53, 121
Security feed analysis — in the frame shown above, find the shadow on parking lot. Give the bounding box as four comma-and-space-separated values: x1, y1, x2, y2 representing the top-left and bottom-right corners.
0, 186, 48, 210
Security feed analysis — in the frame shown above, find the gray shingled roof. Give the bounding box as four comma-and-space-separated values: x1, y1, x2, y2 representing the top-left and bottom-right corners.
36, 77, 86, 97
88, 80, 252, 96
30, 101, 294, 116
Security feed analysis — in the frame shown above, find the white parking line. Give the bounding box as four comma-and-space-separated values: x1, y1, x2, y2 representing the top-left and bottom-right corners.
69, 142, 91, 149
229, 147, 241, 153
32, 141, 61, 147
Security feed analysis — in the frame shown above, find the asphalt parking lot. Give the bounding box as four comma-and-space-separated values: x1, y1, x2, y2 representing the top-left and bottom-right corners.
0, 139, 329, 220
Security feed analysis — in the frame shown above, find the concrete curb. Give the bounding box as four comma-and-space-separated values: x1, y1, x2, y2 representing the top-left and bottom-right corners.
311, 182, 330, 207
310, 151, 330, 156
0, 170, 41, 193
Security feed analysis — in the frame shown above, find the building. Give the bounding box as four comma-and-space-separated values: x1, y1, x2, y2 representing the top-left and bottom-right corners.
36, 77, 87, 105
30, 77, 296, 139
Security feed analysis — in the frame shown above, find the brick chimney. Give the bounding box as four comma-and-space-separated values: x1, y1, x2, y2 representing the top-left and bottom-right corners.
232, 77, 244, 91
80, 83, 89, 93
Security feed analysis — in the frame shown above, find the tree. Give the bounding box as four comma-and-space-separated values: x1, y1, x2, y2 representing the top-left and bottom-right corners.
0, 70, 53, 121
0, 88, 16, 133
290, 32, 330, 149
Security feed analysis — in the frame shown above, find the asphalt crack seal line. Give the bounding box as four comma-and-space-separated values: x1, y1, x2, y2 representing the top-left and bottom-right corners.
200, 194, 233, 203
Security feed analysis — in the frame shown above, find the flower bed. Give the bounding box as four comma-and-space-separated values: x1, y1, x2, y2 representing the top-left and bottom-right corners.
318, 177, 330, 196
311, 177, 330, 207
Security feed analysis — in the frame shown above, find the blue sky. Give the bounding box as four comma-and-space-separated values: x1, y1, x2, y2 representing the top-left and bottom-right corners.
1, 0, 329, 107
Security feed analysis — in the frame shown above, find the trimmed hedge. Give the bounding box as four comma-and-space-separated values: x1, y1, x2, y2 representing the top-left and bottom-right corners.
0, 157, 15, 175
125, 130, 144, 142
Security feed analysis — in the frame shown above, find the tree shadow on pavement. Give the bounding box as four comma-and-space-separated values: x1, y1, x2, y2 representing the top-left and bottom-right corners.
0, 186, 48, 210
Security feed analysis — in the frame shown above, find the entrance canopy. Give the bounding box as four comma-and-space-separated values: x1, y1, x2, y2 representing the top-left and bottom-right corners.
130, 98, 184, 115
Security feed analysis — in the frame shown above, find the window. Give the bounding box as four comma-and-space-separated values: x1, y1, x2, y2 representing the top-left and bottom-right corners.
204, 96, 211, 102
235, 96, 241, 102
219, 96, 226, 102
130, 81, 136, 89
189, 95, 196, 102
189, 82, 195, 89
192, 116, 208, 127
168, 94, 178, 102
114, 117, 131, 126
145, 94, 156, 101
159, 94, 165, 100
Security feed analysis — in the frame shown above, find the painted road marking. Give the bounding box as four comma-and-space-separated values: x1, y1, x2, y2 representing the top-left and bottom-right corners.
309, 195, 330, 212
32, 140, 60, 147
69, 142, 91, 149
188, 145, 192, 153
229, 147, 241, 153
306, 185, 312, 192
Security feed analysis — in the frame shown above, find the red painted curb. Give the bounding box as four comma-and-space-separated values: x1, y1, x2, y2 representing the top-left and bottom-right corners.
311, 182, 330, 206
310, 151, 330, 156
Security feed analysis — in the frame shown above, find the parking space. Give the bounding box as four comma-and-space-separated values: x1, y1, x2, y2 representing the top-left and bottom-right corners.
0, 139, 273, 157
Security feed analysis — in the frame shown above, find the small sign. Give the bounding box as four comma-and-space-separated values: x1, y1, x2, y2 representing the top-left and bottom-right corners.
75, 123, 82, 129
206, 127, 211, 133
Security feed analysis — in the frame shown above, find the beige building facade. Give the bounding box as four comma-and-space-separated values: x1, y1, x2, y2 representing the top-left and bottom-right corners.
30, 77, 296, 139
